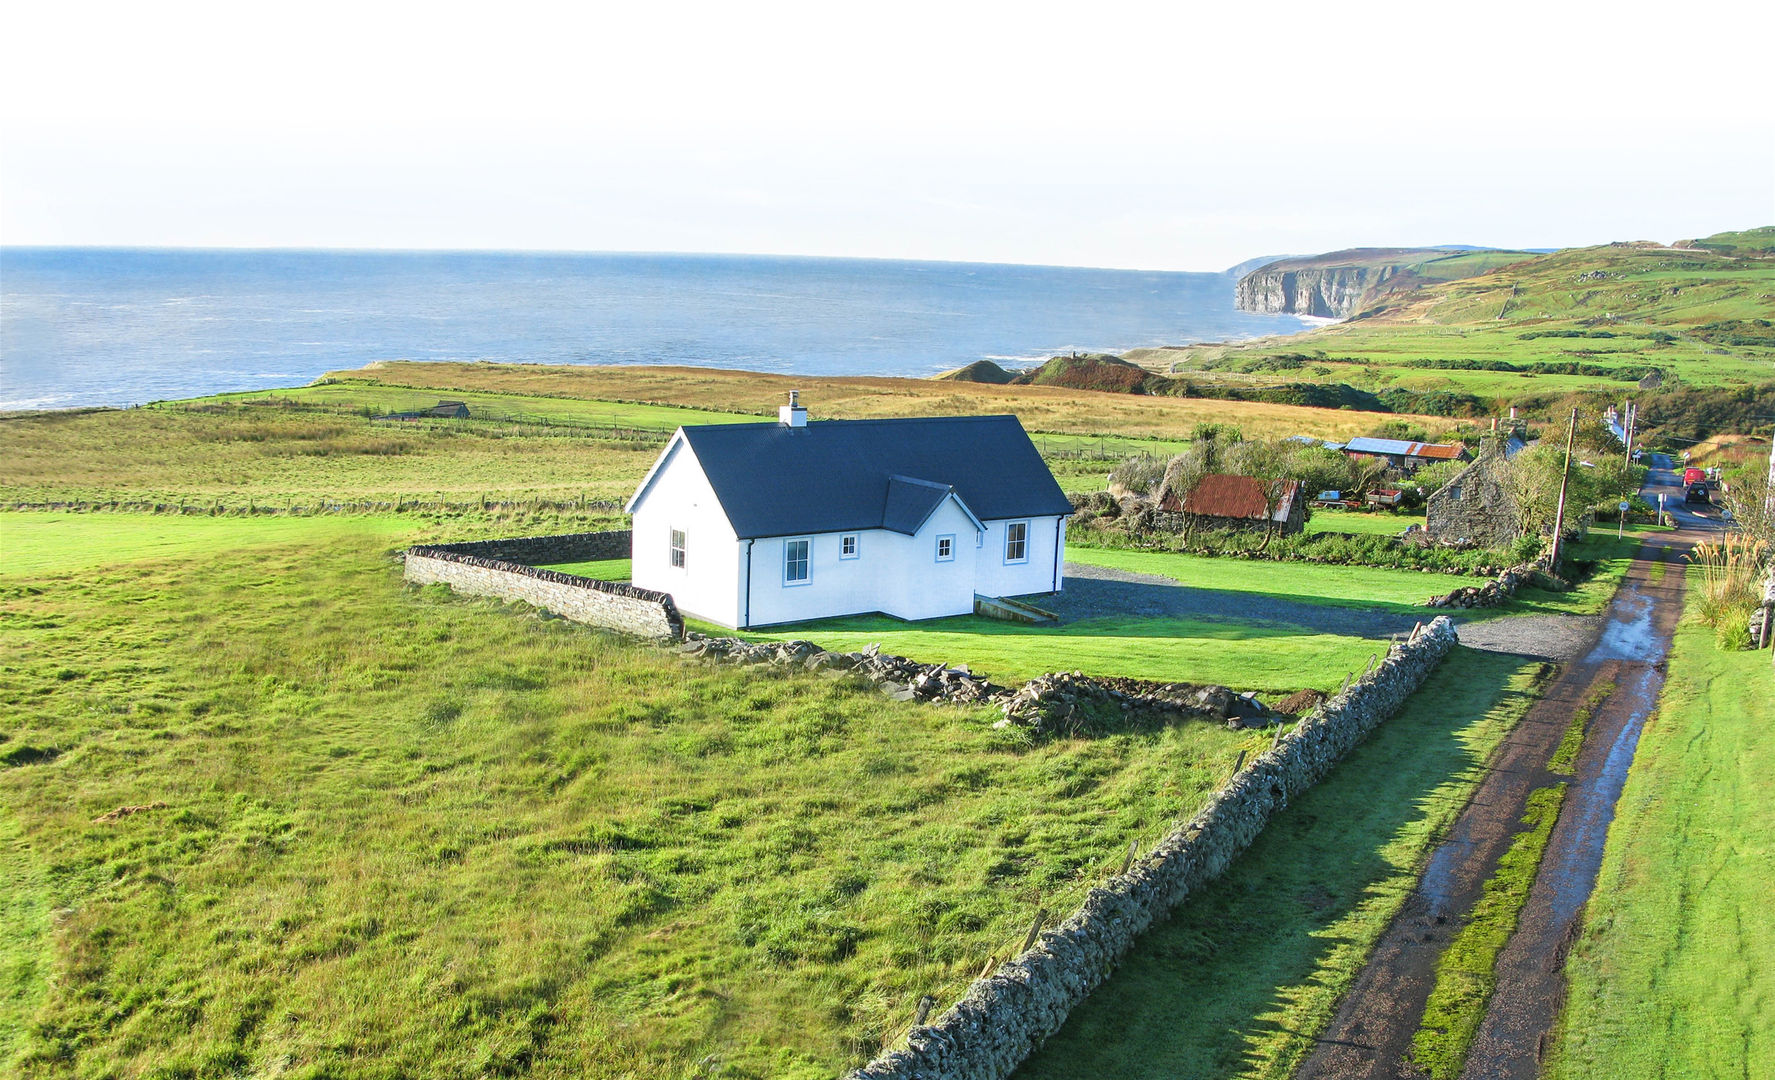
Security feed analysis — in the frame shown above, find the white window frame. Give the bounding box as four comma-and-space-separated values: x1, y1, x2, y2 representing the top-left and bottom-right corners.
669, 528, 686, 569
935, 534, 955, 562
1003, 520, 1029, 564
783, 537, 812, 586
839, 533, 860, 560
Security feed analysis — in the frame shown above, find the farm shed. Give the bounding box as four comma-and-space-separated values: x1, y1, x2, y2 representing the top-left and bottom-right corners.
1341, 436, 1467, 473
1160, 473, 1306, 535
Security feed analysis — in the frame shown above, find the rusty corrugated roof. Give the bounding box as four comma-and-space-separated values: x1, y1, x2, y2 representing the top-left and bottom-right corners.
1171, 474, 1301, 522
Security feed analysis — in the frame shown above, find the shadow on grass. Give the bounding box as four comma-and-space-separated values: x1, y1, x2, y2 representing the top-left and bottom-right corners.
747, 610, 1346, 646
1012, 648, 1540, 1080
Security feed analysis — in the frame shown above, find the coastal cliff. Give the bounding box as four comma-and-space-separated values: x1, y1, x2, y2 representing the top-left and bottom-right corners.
1235, 263, 1401, 318
1234, 246, 1536, 319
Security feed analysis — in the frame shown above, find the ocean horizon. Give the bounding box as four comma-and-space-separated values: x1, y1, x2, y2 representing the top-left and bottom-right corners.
0, 246, 1312, 410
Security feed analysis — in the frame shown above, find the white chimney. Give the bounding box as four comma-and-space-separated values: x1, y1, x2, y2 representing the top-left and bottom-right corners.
779, 390, 807, 428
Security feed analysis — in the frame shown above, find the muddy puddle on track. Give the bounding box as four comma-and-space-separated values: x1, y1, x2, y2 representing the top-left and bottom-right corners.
1457, 545, 1682, 1080
1294, 534, 1691, 1080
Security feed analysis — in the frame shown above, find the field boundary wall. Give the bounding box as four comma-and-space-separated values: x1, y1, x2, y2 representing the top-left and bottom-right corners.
403, 530, 682, 641
849, 616, 1460, 1080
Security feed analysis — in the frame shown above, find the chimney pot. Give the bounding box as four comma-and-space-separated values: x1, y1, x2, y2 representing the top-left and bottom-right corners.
779, 391, 808, 428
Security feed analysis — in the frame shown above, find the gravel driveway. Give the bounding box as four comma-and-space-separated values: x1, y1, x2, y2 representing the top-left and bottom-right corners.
1054, 561, 1603, 661
1051, 562, 1423, 639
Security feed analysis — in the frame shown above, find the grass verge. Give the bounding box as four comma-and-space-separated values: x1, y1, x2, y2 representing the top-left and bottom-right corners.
1410, 783, 1569, 1080
1546, 575, 1775, 1079
1013, 650, 1552, 1080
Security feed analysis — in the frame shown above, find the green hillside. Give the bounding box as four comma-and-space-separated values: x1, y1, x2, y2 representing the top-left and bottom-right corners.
1131, 230, 1775, 441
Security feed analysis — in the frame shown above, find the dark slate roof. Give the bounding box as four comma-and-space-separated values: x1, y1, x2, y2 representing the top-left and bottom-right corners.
645, 415, 1072, 539
881, 475, 984, 535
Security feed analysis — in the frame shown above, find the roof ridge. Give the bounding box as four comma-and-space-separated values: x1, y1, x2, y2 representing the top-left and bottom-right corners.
679, 413, 1019, 433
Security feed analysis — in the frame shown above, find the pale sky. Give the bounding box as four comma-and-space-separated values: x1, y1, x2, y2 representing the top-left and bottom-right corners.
3, 0, 1771, 271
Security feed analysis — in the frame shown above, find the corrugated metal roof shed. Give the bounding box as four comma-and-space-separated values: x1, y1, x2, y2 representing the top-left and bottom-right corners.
1170, 474, 1302, 523
1342, 436, 1465, 460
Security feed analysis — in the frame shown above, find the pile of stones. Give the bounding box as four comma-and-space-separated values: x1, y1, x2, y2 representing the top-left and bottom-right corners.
994, 672, 1271, 737
675, 634, 1003, 703
674, 634, 1276, 731
1426, 560, 1553, 609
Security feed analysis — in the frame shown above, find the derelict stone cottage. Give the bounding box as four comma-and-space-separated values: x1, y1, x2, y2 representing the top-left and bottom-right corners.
1425, 436, 1518, 546
625, 395, 1072, 628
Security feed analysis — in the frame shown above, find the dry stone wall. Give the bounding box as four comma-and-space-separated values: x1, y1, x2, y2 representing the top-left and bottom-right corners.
847, 616, 1459, 1080
414, 529, 632, 566
404, 534, 682, 641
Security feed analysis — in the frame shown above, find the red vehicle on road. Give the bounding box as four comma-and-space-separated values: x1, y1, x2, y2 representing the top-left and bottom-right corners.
1682, 466, 1706, 487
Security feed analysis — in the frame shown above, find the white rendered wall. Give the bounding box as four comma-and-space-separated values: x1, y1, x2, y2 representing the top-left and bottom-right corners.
972, 515, 1067, 599
630, 439, 743, 627
741, 499, 980, 627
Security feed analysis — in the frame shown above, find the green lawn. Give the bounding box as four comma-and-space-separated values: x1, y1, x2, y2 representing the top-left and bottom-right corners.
1547, 576, 1775, 1079
736, 612, 1385, 695
539, 558, 632, 581
1305, 511, 1422, 537
0, 512, 1250, 1079
1065, 544, 1475, 613
1014, 650, 1550, 1079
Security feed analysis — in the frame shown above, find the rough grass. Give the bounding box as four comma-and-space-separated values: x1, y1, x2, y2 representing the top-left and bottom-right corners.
0, 404, 664, 511
733, 612, 1383, 695
0, 514, 1250, 1078
319, 362, 1448, 441
1014, 650, 1551, 1080
1411, 783, 1569, 1080
1547, 576, 1775, 1079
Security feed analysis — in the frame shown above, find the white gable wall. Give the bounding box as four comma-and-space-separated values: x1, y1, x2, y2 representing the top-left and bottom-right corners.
630, 438, 743, 627
973, 515, 1067, 599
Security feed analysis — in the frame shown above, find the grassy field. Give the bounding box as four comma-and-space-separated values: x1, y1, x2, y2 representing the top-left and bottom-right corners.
0, 403, 665, 512
1014, 650, 1550, 1079
734, 612, 1381, 696
1547, 576, 1775, 1079
314, 362, 1451, 442
0, 512, 1255, 1079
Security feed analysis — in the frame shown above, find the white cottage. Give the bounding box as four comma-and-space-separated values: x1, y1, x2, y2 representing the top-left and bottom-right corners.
626, 396, 1072, 628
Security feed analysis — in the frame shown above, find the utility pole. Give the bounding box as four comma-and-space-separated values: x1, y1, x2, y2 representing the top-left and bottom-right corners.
1622, 400, 1636, 465
1549, 407, 1579, 573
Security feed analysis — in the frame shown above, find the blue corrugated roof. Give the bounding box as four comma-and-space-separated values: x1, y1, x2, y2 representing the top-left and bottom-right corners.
640, 415, 1072, 539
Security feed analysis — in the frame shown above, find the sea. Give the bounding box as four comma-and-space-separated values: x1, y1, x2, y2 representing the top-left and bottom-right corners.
0, 247, 1311, 411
